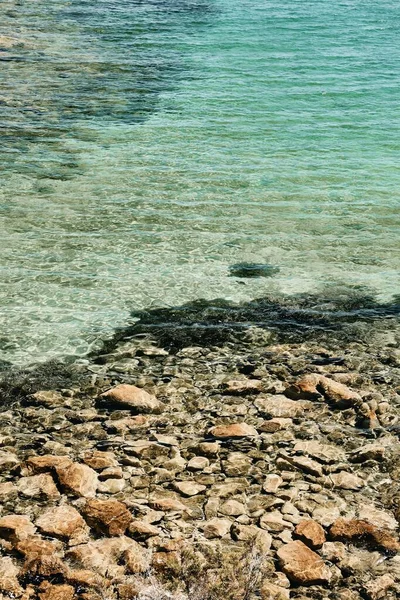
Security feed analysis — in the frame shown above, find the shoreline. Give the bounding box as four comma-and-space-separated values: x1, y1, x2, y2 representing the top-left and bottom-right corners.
0, 295, 399, 598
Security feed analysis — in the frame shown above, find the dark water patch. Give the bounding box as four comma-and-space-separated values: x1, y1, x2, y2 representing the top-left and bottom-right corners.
90, 286, 400, 356
229, 263, 280, 278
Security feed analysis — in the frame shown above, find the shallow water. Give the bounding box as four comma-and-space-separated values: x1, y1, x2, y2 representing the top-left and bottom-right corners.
1, 0, 400, 365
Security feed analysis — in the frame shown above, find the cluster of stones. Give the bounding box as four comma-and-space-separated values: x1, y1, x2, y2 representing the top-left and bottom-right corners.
1, 334, 400, 599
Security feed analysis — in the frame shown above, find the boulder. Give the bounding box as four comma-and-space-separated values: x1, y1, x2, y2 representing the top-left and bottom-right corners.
56, 462, 98, 498
99, 384, 164, 413
81, 499, 132, 536
295, 520, 326, 549
24, 455, 72, 475
277, 540, 332, 585
330, 518, 400, 552
0, 515, 36, 544
17, 474, 60, 500
36, 505, 89, 545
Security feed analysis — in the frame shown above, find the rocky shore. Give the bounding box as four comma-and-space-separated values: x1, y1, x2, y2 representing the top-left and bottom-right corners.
1, 299, 400, 600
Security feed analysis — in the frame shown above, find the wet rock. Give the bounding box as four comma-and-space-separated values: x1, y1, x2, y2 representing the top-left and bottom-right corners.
295, 520, 326, 549
36, 505, 89, 545
281, 453, 323, 477
208, 423, 258, 438
277, 540, 332, 585
81, 499, 132, 536
56, 462, 98, 498
286, 374, 361, 408
99, 384, 164, 413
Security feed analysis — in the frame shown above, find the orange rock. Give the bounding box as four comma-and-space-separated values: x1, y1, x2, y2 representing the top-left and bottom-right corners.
81, 499, 132, 536
124, 541, 150, 573
16, 536, 63, 560
285, 374, 322, 400
36, 505, 89, 545
223, 379, 263, 394
0, 514, 36, 545
66, 569, 106, 589
99, 384, 164, 413
208, 423, 258, 438
23, 555, 66, 578
82, 451, 119, 471
56, 462, 98, 498
285, 374, 361, 408
149, 497, 189, 512
277, 540, 332, 585
330, 518, 400, 552
25, 455, 72, 475
295, 520, 326, 549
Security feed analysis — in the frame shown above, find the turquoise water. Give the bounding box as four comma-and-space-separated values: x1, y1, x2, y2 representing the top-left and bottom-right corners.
1, 0, 400, 365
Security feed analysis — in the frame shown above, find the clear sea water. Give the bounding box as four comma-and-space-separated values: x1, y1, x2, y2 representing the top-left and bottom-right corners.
1, 0, 400, 365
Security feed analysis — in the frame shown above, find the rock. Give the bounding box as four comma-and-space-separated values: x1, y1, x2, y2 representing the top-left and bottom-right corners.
281, 454, 323, 477
17, 474, 60, 499
259, 418, 292, 433
0, 482, 18, 502
294, 440, 345, 463
222, 452, 252, 476
261, 583, 290, 600
203, 518, 231, 539
350, 444, 386, 463
260, 511, 293, 532
329, 471, 364, 490
277, 540, 332, 585
16, 537, 62, 560
124, 540, 150, 573
255, 396, 311, 418
83, 451, 119, 470
219, 499, 246, 516
24, 455, 72, 475
223, 379, 263, 394
23, 555, 66, 578
0, 556, 23, 596
81, 499, 132, 536
99, 466, 123, 480
0, 515, 36, 544
208, 423, 258, 439
173, 481, 206, 497
231, 524, 272, 551
362, 574, 395, 600
285, 374, 322, 400
67, 536, 140, 578
295, 520, 326, 549
187, 456, 209, 471
128, 520, 160, 540
38, 583, 75, 600
357, 505, 398, 531
0, 451, 19, 472
263, 474, 283, 494
99, 384, 164, 413
149, 497, 189, 512
36, 505, 89, 545
30, 390, 65, 408
286, 374, 361, 408
97, 479, 126, 494
56, 462, 98, 498
330, 518, 400, 552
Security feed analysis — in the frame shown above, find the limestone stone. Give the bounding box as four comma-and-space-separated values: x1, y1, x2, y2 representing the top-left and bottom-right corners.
277, 540, 332, 585
294, 440, 345, 463
223, 379, 263, 394
295, 520, 326, 549
67, 536, 140, 578
17, 474, 60, 500
187, 456, 209, 471
30, 391, 65, 408
357, 504, 398, 531
124, 540, 150, 573
0, 482, 17, 502
36, 505, 89, 545
260, 511, 293, 532
255, 396, 311, 418
128, 520, 160, 539
208, 423, 258, 438
99, 384, 164, 413
329, 471, 364, 490
81, 499, 132, 536
203, 518, 231, 539
219, 499, 246, 516
173, 481, 206, 497
282, 454, 323, 477
56, 462, 98, 498
16, 537, 63, 560
97, 478, 126, 494
99, 466, 123, 480
149, 497, 189, 512
350, 444, 386, 463
0, 515, 36, 544
263, 474, 283, 494
259, 418, 292, 433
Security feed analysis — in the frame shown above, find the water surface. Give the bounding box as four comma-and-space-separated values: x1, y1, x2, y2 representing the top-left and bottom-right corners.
1, 0, 400, 365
